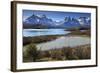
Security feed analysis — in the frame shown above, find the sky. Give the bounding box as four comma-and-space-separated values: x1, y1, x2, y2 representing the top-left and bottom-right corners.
23, 10, 91, 22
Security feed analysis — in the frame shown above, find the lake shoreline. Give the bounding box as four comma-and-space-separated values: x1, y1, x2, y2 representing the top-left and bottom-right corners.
23, 35, 64, 45
23, 29, 90, 46
23, 30, 91, 62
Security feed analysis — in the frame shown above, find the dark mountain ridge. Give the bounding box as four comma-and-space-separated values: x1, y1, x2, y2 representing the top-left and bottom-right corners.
23, 14, 91, 29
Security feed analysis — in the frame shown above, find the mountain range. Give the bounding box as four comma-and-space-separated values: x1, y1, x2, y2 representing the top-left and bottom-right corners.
23, 14, 91, 29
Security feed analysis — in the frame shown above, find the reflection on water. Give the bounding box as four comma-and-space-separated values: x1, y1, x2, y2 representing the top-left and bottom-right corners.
23, 29, 70, 37
23, 29, 90, 51
36, 36, 90, 51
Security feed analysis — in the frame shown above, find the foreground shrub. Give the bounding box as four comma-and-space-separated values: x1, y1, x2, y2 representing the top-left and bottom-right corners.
26, 43, 38, 62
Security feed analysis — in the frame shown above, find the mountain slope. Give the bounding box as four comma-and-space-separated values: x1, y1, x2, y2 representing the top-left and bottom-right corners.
23, 14, 91, 29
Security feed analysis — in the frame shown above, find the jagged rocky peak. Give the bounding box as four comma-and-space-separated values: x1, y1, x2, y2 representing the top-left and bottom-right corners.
64, 16, 72, 22
64, 17, 68, 21
41, 14, 47, 18
79, 17, 86, 22
30, 13, 38, 18
79, 17, 87, 19
78, 17, 91, 25
31, 13, 35, 16
23, 12, 91, 29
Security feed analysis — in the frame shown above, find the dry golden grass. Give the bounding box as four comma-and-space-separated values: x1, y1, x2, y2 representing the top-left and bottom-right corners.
23, 44, 91, 62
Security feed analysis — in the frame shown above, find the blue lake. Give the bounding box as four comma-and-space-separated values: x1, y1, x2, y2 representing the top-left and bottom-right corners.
23, 29, 70, 37
23, 29, 90, 51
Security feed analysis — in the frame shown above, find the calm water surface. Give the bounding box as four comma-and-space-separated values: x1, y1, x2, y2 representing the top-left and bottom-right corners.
23, 29, 70, 37
23, 29, 90, 51
36, 36, 90, 51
